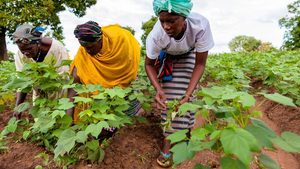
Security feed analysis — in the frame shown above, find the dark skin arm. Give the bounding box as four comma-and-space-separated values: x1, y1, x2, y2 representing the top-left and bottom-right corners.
13, 92, 27, 119
145, 57, 167, 110
66, 66, 81, 117
180, 51, 208, 104
145, 51, 208, 110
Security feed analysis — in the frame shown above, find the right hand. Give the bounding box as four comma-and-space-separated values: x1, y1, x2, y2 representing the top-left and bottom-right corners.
155, 90, 167, 111
12, 111, 21, 120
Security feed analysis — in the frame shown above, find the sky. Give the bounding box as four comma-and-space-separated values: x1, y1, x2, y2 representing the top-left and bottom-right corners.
6, 0, 295, 58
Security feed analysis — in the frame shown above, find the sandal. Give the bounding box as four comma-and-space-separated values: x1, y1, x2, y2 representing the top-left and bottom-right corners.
156, 151, 173, 168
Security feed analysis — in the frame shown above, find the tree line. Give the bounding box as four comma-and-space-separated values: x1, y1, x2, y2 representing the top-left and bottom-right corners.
0, 0, 299, 61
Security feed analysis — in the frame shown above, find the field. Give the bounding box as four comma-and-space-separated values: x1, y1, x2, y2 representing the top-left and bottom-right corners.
0, 51, 299, 169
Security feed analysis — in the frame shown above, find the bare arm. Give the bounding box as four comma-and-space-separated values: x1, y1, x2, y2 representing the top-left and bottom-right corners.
13, 92, 27, 119
180, 51, 208, 104
145, 57, 167, 110
66, 66, 81, 117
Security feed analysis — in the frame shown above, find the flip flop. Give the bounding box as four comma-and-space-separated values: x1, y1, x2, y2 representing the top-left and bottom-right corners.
156, 151, 173, 168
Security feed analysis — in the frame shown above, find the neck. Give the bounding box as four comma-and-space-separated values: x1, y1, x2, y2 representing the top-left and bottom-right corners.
34, 44, 42, 62
174, 21, 187, 40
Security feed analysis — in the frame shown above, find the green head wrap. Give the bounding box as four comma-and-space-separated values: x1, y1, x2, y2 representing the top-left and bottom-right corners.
153, 0, 193, 17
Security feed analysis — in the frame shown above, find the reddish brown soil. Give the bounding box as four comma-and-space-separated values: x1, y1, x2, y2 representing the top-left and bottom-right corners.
0, 98, 300, 169
255, 96, 300, 169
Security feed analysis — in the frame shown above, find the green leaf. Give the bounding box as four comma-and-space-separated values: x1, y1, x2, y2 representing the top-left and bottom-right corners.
7, 117, 18, 133
170, 141, 195, 165
280, 132, 300, 150
201, 87, 223, 99
187, 140, 215, 152
99, 148, 105, 163
203, 96, 215, 105
110, 97, 128, 106
54, 129, 76, 158
57, 98, 74, 110
261, 93, 296, 107
14, 102, 30, 113
273, 137, 297, 152
220, 128, 253, 165
3, 76, 33, 90
246, 124, 274, 149
85, 121, 109, 138
23, 131, 31, 140
167, 129, 188, 144
222, 92, 239, 100
79, 109, 94, 118
250, 118, 277, 138
1, 117, 19, 136
62, 84, 76, 89
239, 93, 256, 108
52, 129, 64, 138
93, 114, 117, 121
34, 165, 43, 169
85, 124, 100, 137
105, 87, 127, 98
76, 131, 88, 143
258, 154, 280, 169
220, 157, 247, 169
86, 140, 99, 151
32, 116, 56, 133
57, 115, 73, 128
73, 96, 93, 103
115, 104, 130, 113
178, 103, 201, 116
210, 130, 221, 140
235, 128, 260, 152
92, 93, 106, 100
87, 148, 100, 162
92, 101, 110, 113
193, 164, 211, 169
74, 85, 90, 94
86, 84, 103, 93
191, 128, 209, 141
51, 110, 66, 119
60, 60, 72, 66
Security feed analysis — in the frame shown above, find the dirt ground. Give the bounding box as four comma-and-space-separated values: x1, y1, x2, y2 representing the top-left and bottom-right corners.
0, 98, 300, 169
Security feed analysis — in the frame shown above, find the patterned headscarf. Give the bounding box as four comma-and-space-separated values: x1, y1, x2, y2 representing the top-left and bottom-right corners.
153, 0, 193, 17
12, 24, 43, 44
74, 21, 102, 44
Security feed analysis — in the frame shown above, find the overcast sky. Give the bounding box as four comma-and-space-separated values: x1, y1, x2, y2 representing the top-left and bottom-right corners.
7, 0, 294, 58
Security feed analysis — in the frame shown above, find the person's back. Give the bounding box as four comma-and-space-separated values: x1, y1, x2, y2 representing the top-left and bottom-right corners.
71, 23, 140, 88
67, 21, 141, 122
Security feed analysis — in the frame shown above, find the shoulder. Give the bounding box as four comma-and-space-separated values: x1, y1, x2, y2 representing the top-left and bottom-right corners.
102, 24, 130, 37
49, 38, 64, 48
40, 37, 52, 46
146, 20, 170, 46
46, 38, 67, 52
186, 12, 211, 30
148, 21, 165, 39
44, 38, 69, 60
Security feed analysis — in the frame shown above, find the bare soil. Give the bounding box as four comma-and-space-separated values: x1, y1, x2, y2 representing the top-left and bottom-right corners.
0, 98, 300, 169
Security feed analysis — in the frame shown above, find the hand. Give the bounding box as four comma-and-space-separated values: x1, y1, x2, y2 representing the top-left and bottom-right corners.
155, 90, 167, 111
179, 95, 190, 105
12, 111, 21, 120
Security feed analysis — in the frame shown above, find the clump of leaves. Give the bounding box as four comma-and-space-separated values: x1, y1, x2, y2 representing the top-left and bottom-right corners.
167, 86, 300, 169
0, 61, 16, 112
